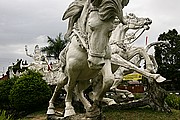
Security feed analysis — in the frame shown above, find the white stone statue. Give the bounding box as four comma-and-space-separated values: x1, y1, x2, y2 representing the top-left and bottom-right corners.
25, 45, 54, 84
109, 13, 154, 91
47, 0, 129, 118
109, 14, 169, 91
93, 14, 168, 105
25, 45, 48, 70
72, 13, 168, 108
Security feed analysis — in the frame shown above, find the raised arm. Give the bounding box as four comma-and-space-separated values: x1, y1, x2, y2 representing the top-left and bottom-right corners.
25, 45, 33, 57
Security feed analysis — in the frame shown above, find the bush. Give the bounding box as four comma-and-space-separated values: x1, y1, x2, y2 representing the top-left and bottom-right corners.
9, 70, 52, 112
165, 94, 180, 110
0, 110, 12, 120
0, 77, 18, 110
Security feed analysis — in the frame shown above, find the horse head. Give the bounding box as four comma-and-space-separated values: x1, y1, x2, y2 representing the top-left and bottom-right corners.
86, 0, 129, 69
139, 17, 152, 30
110, 13, 152, 45
62, 0, 129, 69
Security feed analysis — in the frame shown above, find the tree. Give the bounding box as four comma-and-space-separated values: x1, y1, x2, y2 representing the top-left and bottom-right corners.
41, 33, 68, 60
155, 29, 180, 90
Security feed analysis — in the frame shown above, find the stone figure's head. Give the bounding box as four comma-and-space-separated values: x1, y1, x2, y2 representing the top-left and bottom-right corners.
34, 45, 41, 54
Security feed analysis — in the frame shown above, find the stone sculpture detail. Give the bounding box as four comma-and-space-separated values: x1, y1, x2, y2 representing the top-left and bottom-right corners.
27, 0, 172, 119
47, 0, 130, 119
25, 45, 57, 85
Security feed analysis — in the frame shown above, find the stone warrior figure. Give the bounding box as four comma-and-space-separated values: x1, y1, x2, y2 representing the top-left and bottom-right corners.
63, 0, 86, 41
57, 0, 131, 89
56, 0, 87, 79
60, 0, 130, 71
25, 45, 48, 71
63, 0, 129, 41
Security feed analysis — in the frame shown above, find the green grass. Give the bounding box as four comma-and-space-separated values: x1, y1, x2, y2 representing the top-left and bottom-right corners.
16, 107, 180, 120
19, 110, 47, 120
104, 107, 180, 120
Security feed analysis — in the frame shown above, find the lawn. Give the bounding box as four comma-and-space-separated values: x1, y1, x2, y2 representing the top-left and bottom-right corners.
104, 107, 180, 120
21, 107, 180, 120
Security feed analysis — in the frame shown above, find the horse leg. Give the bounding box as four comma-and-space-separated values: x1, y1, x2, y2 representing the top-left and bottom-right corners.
47, 76, 68, 115
112, 54, 166, 83
110, 67, 124, 90
115, 89, 134, 99
64, 68, 81, 117
75, 80, 92, 110
91, 75, 116, 105
128, 47, 154, 73
102, 97, 117, 105
64, 80, 76, 117
99, 59, 114, 99
87, 59, 114, 117
110, 66, 133, 98
149, 54, 158, 73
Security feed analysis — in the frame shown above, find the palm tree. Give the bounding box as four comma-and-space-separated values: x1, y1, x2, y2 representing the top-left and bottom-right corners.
41, 33, 68, 60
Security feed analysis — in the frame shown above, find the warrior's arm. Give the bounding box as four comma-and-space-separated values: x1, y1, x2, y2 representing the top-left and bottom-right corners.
25, 45, 33, 57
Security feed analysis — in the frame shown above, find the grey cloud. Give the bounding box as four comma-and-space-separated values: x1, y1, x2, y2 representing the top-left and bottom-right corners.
0, 0, 180, 74
0, 0, 68, 45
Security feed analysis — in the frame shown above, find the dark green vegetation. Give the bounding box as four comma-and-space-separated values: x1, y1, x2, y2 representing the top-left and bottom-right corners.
0, 77, 18, 111
41, 33, 68, 60
0, 70, 52, 119
9, 70, 52, 112
104, 107, 180, 120
165, 94, 180, 110
155, 29, 180, 90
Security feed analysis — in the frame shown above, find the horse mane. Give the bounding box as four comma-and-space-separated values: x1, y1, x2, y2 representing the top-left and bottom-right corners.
62, 1, 85, 20
91, 0, 102, 7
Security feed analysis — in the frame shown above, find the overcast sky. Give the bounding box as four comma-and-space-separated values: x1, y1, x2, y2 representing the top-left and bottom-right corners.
0, 0, 180, 74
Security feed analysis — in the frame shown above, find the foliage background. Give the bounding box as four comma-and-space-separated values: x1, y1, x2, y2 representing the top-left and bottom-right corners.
155, 29, 180, 90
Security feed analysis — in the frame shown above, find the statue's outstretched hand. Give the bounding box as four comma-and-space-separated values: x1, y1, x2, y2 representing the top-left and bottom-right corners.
25, 45, 28, 51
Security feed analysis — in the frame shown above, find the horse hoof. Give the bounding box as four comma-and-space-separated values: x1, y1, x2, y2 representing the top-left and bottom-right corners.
122, 94, 126, 99
127, 93, 134, 98
108, 100, 117, 105
47, 103, 55, 115
47, 108, 55, 115
155, 75, 166, 83
64, 107, 76, 117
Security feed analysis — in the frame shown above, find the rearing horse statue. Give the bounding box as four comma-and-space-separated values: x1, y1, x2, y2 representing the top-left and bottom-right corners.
83, 13, 167, 107
47, 0, 129, 118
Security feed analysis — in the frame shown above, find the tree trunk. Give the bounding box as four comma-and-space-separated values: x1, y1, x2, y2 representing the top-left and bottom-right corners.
144, 78, 171, 113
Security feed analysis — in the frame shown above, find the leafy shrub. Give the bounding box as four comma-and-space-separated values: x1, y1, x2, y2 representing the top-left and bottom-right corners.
0, 110, 12, 120
9, 70, 52, 112
165, 94, 180, 110
0, 77, 18, 110
0, 110, 8, 120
